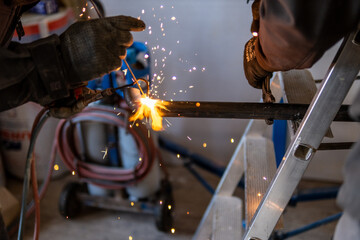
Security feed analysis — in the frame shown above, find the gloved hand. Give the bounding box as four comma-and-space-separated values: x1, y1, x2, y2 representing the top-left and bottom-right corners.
244, 0, 273, 91
243, 37, 275, 125
60, 15, 145, 83
243, 37, 272, 89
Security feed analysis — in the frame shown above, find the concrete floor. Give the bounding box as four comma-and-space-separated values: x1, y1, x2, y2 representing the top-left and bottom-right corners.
7, 164, 341, 240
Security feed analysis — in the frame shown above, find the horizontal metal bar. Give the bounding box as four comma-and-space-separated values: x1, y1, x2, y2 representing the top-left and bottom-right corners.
315, 75, 360, 83
78, 193, 155, 214
159, 102, 353, 121
318, 142, 354, 150
288, 187, 339, 207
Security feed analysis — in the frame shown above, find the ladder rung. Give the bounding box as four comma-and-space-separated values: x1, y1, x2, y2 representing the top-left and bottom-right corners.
281, 70, 317, 104
212, 196, 243, 240
244, 136, 279, 227
280, 70, 333, 138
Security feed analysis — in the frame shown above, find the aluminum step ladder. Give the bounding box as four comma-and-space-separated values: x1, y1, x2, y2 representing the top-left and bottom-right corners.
193, 26, 360, 240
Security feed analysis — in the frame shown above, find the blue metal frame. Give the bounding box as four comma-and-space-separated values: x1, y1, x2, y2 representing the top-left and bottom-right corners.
272, 98, 287, 167
158, 135, 245, 194
288, 187, 339, 207
272, 213, 342, 239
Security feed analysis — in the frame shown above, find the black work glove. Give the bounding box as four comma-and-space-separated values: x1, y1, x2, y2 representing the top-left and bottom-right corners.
60, 15, 145, 83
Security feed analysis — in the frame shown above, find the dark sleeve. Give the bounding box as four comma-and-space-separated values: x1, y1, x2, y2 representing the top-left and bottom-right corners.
256, 0, 360, 72
0, 34, 70, 111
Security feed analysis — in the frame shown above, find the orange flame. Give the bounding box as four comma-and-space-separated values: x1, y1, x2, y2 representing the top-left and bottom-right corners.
129, 96, 167, 131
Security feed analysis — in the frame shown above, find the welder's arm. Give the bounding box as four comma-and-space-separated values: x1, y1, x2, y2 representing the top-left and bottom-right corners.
244, 0, 360, 88
0, 36, 66, 111
0, 15, 145, 112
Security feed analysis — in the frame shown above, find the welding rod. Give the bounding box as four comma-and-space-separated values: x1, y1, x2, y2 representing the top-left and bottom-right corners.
158, 101, 353, 121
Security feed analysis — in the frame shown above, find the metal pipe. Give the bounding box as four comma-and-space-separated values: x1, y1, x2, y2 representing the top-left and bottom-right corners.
288, 187, 339, 207
183, 163, 215, 194
158, 101, 353, 121
273, 212, 342, 239
318, 142, 354, 150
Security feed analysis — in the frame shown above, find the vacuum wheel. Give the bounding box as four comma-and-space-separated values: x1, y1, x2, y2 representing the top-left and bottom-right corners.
155, 180, 174, 232
59, 181, 84, 219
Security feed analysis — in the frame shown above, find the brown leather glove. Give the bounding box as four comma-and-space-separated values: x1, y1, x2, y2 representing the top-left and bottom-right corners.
244, 35, 275, 125
243, 37, 272, 89
244, 1, 273, 91
60, 15, 145, 83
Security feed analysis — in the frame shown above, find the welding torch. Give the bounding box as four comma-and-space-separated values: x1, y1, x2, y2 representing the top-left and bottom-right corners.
48, 77, 149, 119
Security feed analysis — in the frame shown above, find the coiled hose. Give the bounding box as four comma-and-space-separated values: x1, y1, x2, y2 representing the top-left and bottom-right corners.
56, 105, 165, 189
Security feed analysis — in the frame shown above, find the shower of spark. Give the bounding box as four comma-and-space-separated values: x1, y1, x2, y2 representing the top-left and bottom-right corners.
129, 96, 168, 131
126, 4, 206, 135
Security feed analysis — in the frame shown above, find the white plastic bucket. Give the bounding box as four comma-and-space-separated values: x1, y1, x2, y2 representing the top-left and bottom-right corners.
80, 121, 112, 196
0, 102, 68, 180
119, 127, 160, 200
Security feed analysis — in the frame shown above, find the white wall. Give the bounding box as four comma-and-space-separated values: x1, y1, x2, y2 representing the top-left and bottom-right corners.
102, 0, 254, 165
101, 0, 359, 172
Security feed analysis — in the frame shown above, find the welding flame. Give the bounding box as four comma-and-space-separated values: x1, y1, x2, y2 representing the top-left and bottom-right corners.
129, 96, 167, 131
